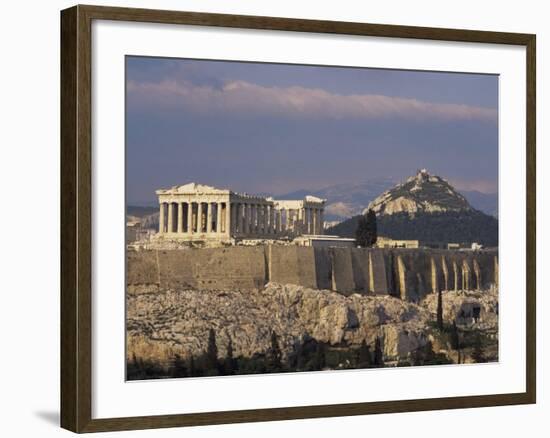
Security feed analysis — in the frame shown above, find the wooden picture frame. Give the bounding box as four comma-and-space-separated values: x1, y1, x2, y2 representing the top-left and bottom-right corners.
61, 4, 536, 433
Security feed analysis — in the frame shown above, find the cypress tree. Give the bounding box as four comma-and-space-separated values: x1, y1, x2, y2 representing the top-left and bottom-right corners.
206, 328, 219, 374
365, 209, 378, 247
296, 342, 306, 371
171, 353, 187, 378
267, 331, 283, 372
450, 321, 461, 363
314, 342, 326, 370
224, 338, 236, 375
188, 355, 196, 377
355, 209, 378, 248
358, 340, 372, 367
373, 336, 384, 367
355, 216, 369, 247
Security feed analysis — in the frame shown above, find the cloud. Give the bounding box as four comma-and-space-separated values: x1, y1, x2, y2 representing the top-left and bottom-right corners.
450, 179, 498, 194
127, 77, 497, 123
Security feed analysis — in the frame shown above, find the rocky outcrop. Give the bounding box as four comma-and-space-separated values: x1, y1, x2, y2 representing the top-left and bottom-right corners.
421, 287, 498, 328
365, 169, 473, 216
127, 283, 497, 365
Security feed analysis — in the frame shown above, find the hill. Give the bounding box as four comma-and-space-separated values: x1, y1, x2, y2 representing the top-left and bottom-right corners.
329, 169, 498, 246
365, 169, 472, 216
278, 176, 497, 220
328, 210, 498, 246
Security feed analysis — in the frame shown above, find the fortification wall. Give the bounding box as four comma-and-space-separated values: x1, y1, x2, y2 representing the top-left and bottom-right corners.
127, 246, 498, 300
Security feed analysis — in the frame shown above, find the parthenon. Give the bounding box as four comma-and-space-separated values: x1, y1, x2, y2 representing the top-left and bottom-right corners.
156, 183, 326, 242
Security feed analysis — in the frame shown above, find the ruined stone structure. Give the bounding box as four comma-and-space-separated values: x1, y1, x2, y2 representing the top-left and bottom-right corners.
156, 183, 326, 242
128, 246, 498, 301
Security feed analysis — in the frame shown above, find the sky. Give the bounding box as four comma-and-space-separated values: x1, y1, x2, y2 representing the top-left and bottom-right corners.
126, 56, 498, 205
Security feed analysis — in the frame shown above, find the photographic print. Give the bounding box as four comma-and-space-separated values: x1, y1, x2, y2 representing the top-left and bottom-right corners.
125, 56, 499, 380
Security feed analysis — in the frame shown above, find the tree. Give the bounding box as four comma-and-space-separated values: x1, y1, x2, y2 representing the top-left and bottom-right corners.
267, 331, 283, 372
224, 338, 236, 375
206, 328, 219, 374
355, 209, 378, 247
450, 321, 462, 363
313, 342, 326, 370
295, 342, 306, 371
171, 353, 187, 378
373, 336, 384, 367
436, 288, 444, 330
365, 209, 378, 247
188, 355, 196, 377
358, 340, 372, 367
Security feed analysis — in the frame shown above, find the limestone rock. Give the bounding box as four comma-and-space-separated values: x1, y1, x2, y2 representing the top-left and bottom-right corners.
421, 288, 498, 327
127, 283, 453, 365
364, 169, 473, 216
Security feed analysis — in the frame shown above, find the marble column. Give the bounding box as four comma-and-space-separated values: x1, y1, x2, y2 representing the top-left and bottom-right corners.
206, 202, 212, 233
197, 202, 202, 233
240, 204, 245, 234
320, 209, 324, 235
225, 202, 231, 235
158, 203, 165, 234
232, 203, 238, 233
167, 203, 174, 233
177, 202, 183, 234
231, 203, 237, 234
244, 203, 249, 234
187, 202, 193, 233
210, 203, 216, 233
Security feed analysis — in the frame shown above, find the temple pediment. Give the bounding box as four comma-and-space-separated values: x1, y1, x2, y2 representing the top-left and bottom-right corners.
157, 182, 230, 195
304, 195, 326, 203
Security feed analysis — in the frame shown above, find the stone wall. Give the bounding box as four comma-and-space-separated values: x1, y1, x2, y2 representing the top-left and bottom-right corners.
127, 246, 498, 300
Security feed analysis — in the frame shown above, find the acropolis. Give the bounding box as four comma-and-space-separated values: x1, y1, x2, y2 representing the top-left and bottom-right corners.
155, 182, 326, 243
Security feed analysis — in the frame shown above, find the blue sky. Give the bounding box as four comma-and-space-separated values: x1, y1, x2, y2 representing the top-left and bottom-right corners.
126, 56, 498, 205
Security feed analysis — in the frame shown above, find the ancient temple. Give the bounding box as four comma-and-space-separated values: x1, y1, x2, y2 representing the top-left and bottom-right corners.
155, 183, 325, 241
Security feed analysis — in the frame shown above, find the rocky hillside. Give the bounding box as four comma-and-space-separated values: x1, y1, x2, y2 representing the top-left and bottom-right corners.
365, 169, 472, 216
329, 210, 499, 246
329, 170, 498, 246
127, 283, 498, 371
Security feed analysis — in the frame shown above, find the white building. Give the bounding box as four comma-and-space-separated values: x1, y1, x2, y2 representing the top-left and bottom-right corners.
155, 182, 326, 242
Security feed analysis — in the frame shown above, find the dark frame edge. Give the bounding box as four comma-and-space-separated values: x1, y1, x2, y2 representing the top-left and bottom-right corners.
61, 5, 93, 433
525, 34, 536, 404
81, 392, 532, 433
60, 5, 79, 432
60, 4, 537, 433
